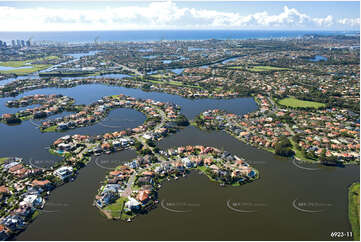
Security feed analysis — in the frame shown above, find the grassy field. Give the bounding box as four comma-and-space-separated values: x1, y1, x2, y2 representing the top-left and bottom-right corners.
228, 66, 244, 70
0, 157, 9, 164
349, 182, 360, 241
0, 56, 58, 67
278, 97, 326, 109
248, 66, 290, 72
0, 64, 51, 75
228, 65, 289, 72
289, 139, 318, 163
0, 56, 58, 75
41, 125, 58, 133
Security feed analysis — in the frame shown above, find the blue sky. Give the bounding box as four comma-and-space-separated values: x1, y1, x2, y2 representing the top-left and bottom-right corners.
0, 1, 359, 31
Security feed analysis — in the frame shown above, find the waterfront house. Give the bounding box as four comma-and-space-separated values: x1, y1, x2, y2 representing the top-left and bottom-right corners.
182, 157, 193, 168
96, 191, 118, 208
0, 186, 9, 201
54, 166, 73, 180
15, 204, 35, 218
136, 175, 153, 186
0, 224, 9, 241
129, 160, 138, 169
124, 197, 141, 212
31, 179, 51, 191
102, 184, 122, 194
136, 190, 150, 205
21, 194, 43, 208
57, 122, 69, 130
1, 215, 25, 232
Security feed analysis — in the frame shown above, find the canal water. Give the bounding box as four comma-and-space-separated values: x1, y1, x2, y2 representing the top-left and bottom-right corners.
0, 83, 357, 241
0, 83, 255, 162
309, 55, 328, 62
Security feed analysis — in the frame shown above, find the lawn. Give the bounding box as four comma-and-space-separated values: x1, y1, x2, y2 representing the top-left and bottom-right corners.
0, 56, 58, 67
0, 157, 9, 164
278, 97, 326, 109
349, 182, 360, 241
0, 64, 51, 75
41, 125, 58, 133
0, 60, 29, 67
228, 66, 244, 70
149, 74, 167, 79
104, 197, 128, 218
248, 66, 290, 72
30, 210, 40, 221
289, 139, 317, 163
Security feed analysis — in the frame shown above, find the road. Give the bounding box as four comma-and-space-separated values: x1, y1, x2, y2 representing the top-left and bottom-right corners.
121, 107, 168, 197
121, 172, 137, 197
266, 96, 295, 136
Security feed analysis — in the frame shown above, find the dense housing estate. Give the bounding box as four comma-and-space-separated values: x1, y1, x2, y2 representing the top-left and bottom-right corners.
0, 34, 359, 239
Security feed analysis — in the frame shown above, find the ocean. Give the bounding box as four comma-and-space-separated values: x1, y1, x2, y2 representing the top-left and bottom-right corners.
0, 30, 356, 43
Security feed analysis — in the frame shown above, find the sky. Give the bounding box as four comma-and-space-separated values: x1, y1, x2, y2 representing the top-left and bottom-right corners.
0, 1, 359, 31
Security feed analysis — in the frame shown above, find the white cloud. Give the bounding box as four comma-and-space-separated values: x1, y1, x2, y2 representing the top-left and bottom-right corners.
338, 18, 360, 26
0, 1, 359, 31
313, 15, 333, 27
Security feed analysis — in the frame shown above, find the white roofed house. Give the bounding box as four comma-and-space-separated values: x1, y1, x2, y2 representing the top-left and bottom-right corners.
182, 157, 193, 168
54, 166, 73, 181
20, 194, 44, 208
124, 197, 141, 212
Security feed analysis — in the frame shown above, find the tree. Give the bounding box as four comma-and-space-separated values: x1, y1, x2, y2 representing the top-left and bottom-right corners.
275, 136, 294, 157
134, 141, 143, 151
146, 139, 155, 147
174, 114, 189, 126
319, 149, 327, 163
140, 148, 153, 155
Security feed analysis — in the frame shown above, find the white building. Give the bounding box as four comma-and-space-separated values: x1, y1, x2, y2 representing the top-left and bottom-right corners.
54, 166, 73, 180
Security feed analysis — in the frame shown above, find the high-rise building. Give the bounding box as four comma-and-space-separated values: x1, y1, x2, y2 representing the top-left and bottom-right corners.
26, 40, 31, 47
11, 40, 16, 47
16, 40, 21, 47
21, 40, 25, 47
